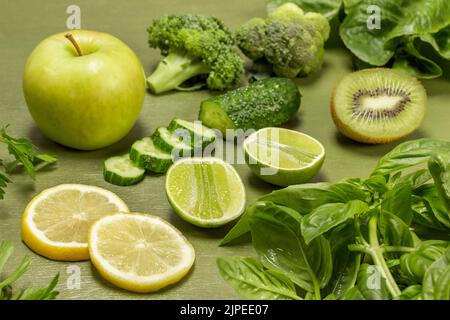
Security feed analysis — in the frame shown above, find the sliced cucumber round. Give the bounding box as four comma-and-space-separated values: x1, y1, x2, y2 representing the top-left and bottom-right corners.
152, 127, 193, 156
168, 118, 216, 149
130, 137, 173, 173
104, 155, 145, 186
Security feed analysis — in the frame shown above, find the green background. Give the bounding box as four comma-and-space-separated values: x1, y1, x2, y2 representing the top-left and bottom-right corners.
0, 0, 449, 300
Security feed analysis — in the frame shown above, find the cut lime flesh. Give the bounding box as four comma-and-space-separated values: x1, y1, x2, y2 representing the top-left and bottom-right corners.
243, 128, 325, 186
165, 157, 246, 228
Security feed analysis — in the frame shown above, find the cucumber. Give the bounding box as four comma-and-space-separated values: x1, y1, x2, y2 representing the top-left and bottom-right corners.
130, 137, 173, 173
168, 118, 216, 149
152, 127, 193, 156
104, 155, 145, 186
199, 78, 301, 136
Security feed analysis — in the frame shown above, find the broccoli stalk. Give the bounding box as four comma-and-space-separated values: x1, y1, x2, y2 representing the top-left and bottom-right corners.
147, 49, 210, 94
146, 14, 243, 94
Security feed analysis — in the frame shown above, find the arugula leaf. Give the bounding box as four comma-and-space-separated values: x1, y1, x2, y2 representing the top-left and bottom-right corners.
249, 202, 332, 298
372, 139, 450, 176
0, 241, 59, 300
0, 127, 57, 179
301, 200, 368, 244
422, 247, 450, 300
0, 171, 11, 200
216, 256, 301, 300
266, 0, 342, 19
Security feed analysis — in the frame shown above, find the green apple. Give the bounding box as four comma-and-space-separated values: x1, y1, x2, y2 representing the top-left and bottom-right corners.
23, 30, 146, 150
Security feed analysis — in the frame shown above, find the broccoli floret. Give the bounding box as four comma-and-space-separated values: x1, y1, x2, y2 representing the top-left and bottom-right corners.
147, 14, 244, 94
236, 3, 329, 78
235, 18, 266, 61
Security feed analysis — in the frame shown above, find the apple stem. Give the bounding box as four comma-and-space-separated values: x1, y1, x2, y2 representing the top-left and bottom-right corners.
65, 33, 83, 56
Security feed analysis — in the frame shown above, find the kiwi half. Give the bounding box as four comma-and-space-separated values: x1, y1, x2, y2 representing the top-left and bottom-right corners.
331, 68, 427, 144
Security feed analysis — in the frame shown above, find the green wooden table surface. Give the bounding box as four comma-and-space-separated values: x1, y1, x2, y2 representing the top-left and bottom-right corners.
1, 0, 449, 300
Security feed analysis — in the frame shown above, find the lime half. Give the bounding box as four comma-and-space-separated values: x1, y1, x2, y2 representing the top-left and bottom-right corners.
243, 128, 325, 186
165, 157, 246, 228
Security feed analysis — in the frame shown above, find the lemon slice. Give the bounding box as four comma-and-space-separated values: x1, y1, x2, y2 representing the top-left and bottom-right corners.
88, 213, 195, 293
22, 184, 129, 261
165, 157, 246, 228
243, 127, 325, 186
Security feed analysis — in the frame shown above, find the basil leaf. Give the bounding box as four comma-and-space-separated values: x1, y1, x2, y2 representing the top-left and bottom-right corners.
363, 175, 388, 194
400, 240, 449, 284
249, 202, 332, 294
216, 256, 301, 300
260, 179, 370, 215
399, 285, 423, 300
266, 0, 342, 19
324, 222, 361, 298
381, 181, 413, 225
393, 169, 432, 190
301, 200, 369, 244
412, 195, 447, 231
343, 264, 390, 300
422, 247, 450, 300
372, 139, 450, 176
428, 152, 450, 212
379, 210, 414, 248
393, 38, 443, 79
416, 184, 450, 228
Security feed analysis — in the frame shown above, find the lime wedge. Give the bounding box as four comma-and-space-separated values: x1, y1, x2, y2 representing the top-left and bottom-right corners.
165, 157, 246, 228
243, 127, 325, 186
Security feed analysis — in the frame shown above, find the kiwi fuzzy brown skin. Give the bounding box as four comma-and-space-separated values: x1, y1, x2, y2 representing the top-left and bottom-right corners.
330, 68, 427, 144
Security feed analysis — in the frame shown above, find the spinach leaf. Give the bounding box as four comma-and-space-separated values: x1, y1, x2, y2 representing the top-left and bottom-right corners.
301, 200, 368, 244
400, 240, 449, 284
260, 179, 370, 215
399, 285, 422, 300
266, 0, 342, 19
422, 247, 450, 300
379, 210, 414, 248
216, 256, 301, 300
381, 181, 413, 225
324, 222, 361, 298
343, 264, 390, 300
393, 38, 443, 79
428, 152, 450, 212
339, 0, 401, 65
387, 0, 450, 42
420, 26, 450, 60
249, 202, 332, 296
372, 139, 450, 176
